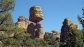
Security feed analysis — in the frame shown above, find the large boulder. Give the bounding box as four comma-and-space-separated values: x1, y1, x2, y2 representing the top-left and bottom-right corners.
29, 6, 43, 23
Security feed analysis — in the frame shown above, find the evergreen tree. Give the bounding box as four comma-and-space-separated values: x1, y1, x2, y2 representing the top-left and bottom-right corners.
0, 0, 15, 27
1, 11, 14, 27
77, 7, 84, 47
0, 0, 15, 13
78, 7, 84, 28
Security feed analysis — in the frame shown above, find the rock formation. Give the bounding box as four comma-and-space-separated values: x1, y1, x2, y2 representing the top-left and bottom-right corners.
27, 6, 44, 39
16, 16, 29, 29
27, 23, 44, 38
60, 18, 79, 42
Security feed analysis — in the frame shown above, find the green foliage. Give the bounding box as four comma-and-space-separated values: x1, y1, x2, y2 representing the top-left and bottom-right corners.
0, 0, 15, 26
0, 11, 14, 27
0, 25, 49, 47
0, 0, 15, 13
4, 12, 14, 27
54, 41, 59, 47
0, 43, 4, 47
0, 25, 30, 46
23, 38, 49, 47
78, 7, 84, 46
60, 29, 83, 47
0, 25, 6, 31
78, 15, 84, 28
78, 7, 84, 28
44, 31, 59, 47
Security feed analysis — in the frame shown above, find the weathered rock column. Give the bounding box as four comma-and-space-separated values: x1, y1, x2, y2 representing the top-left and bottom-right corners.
27, 6, 44, 39
60, 18, 79, 42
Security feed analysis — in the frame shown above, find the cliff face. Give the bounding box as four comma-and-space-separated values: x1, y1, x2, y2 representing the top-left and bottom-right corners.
60, 18, 79, 42
16, 16, 29, 29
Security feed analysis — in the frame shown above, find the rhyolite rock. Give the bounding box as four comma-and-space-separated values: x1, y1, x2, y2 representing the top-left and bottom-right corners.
60, 18, 79, 42
29, 6, 43, 23
27, 23, 44, 39
16, 16, 29, 29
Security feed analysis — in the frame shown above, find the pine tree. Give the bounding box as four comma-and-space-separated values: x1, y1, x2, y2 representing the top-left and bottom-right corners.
78, 7, 84, 47
78, 7, 84, 28
3, 11, 14, 27
0, 0, 15, 27
0, 0, 15, 13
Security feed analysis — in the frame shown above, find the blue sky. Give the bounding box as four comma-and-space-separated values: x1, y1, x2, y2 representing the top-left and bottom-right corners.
12, 0, 84, 32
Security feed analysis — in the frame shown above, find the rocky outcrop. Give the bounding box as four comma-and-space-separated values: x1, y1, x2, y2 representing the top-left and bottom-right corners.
27, 23, 44, 39
16, 16, 29, 29
27, 6, 44, 39
60, 18, 79, 42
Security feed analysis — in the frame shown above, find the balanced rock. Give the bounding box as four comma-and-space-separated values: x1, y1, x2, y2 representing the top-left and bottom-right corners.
29, 6, 43, 23
60, 18, 79, 42
27, 23, 44, 39
16, 16, 29, 29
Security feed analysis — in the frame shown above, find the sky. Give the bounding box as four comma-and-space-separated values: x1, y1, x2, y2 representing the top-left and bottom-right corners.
12, 0, 84, 32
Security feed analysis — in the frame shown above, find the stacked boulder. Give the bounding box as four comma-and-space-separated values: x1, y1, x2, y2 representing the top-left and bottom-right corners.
60, 18, 79, 42
27, 6, 44, 39
16, 16, 29, 29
